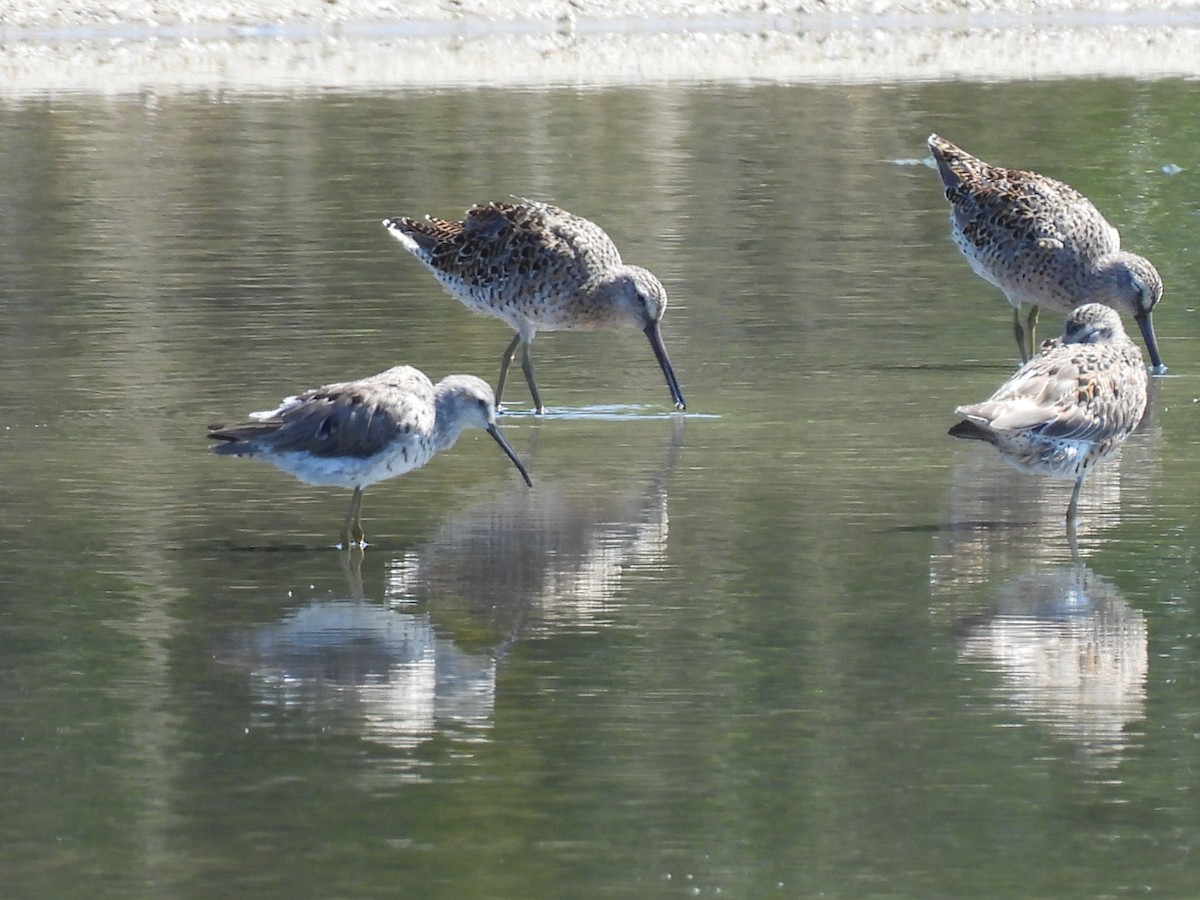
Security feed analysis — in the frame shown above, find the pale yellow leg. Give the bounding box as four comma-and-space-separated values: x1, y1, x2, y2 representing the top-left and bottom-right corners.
1012, 308, 1029, 364
1026, 305, 1041, 359
521, 341, 545, 415
340, 486, 365, 549
339, 544, 365, 598
1065, 477, 1083, 524
495, 333, 522, 410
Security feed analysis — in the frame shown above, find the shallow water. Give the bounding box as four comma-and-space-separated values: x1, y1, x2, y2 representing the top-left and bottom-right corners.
1, 80, 1199, 898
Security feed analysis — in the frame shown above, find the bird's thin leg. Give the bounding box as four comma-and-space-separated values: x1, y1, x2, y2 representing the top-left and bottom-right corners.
1065, 477, 1083, 524
1066, 518, 1081, 564
341, 486, 365, 549
339, 492, 354, 549
1026, 304, 1041, 359
495, 333, 522, 410
351, 488, 367, 547
1013, 307, 1030, 364
521, 341, 545, 415
339, 544, 366, 598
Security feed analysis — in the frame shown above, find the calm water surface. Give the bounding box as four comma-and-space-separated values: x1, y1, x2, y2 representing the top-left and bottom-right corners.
2, 79, 1200, 898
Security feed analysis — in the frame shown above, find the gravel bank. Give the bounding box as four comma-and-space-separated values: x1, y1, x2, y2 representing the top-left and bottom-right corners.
1, 1, 1199, 95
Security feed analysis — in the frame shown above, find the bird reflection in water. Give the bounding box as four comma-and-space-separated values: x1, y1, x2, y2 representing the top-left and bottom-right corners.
933, 408, 1157, 769
386, 418, 683, 632
955, 565, 1147, 769
219, 594, 497, 752
216, 421, 683, 755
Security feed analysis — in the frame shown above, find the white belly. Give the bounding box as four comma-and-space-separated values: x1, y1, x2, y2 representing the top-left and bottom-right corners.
265, 444, 435, 490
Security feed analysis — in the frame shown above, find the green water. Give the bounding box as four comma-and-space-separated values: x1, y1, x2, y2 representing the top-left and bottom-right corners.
1, 79, 1198, 898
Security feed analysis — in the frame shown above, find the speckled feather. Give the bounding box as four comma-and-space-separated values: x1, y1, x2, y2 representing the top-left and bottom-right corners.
208, 366, 529, 490
929, 134, 1124, 308
950, 304, 1147, 483
382, 199, 686, 412
386, 200, 632, 330
208, 366, 437, 485
207, 365, 532, 546
928, 134, 1164, 370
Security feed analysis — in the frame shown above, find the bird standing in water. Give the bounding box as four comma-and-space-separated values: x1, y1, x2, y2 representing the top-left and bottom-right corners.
949, 304, 1148, 524
208, 365, 532, 548
928, 133, 1165, 372
383, 199, 686, 414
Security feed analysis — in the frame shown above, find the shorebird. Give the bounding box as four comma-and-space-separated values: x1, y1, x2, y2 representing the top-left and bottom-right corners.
382, 199, 686, 414
208, 366, 532, 548
949, 304, 1148, 524
928, 134, 1165, 372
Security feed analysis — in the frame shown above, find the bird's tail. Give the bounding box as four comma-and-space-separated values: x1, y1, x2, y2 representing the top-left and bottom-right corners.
947, 418, 996, 444
382, 215, 459, 256
926, 133, 980, 193
207, 422, 276, 455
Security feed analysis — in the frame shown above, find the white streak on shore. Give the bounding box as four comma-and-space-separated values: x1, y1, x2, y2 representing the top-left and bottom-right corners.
1, 7, 1199, 95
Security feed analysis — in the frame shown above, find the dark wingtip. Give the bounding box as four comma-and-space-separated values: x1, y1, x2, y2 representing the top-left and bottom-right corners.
948, 419, 990, 442
926, 135, 964, 190
207, 423, 261, 456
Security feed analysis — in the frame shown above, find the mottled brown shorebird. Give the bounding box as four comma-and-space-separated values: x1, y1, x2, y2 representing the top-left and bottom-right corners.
928, 134, 1165, 372
949, 304, 1148, 524
382, 199, 686, 414
208, 366, 532, 548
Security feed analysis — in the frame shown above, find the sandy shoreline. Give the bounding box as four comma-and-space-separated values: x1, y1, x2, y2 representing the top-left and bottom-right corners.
4, 0, 1200, 28
2, 2, 1200, 94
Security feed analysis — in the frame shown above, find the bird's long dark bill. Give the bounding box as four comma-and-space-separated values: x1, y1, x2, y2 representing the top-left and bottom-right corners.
487, 424, 533, 487
644, 322, 686, 411
1135, 312, 1166, 374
